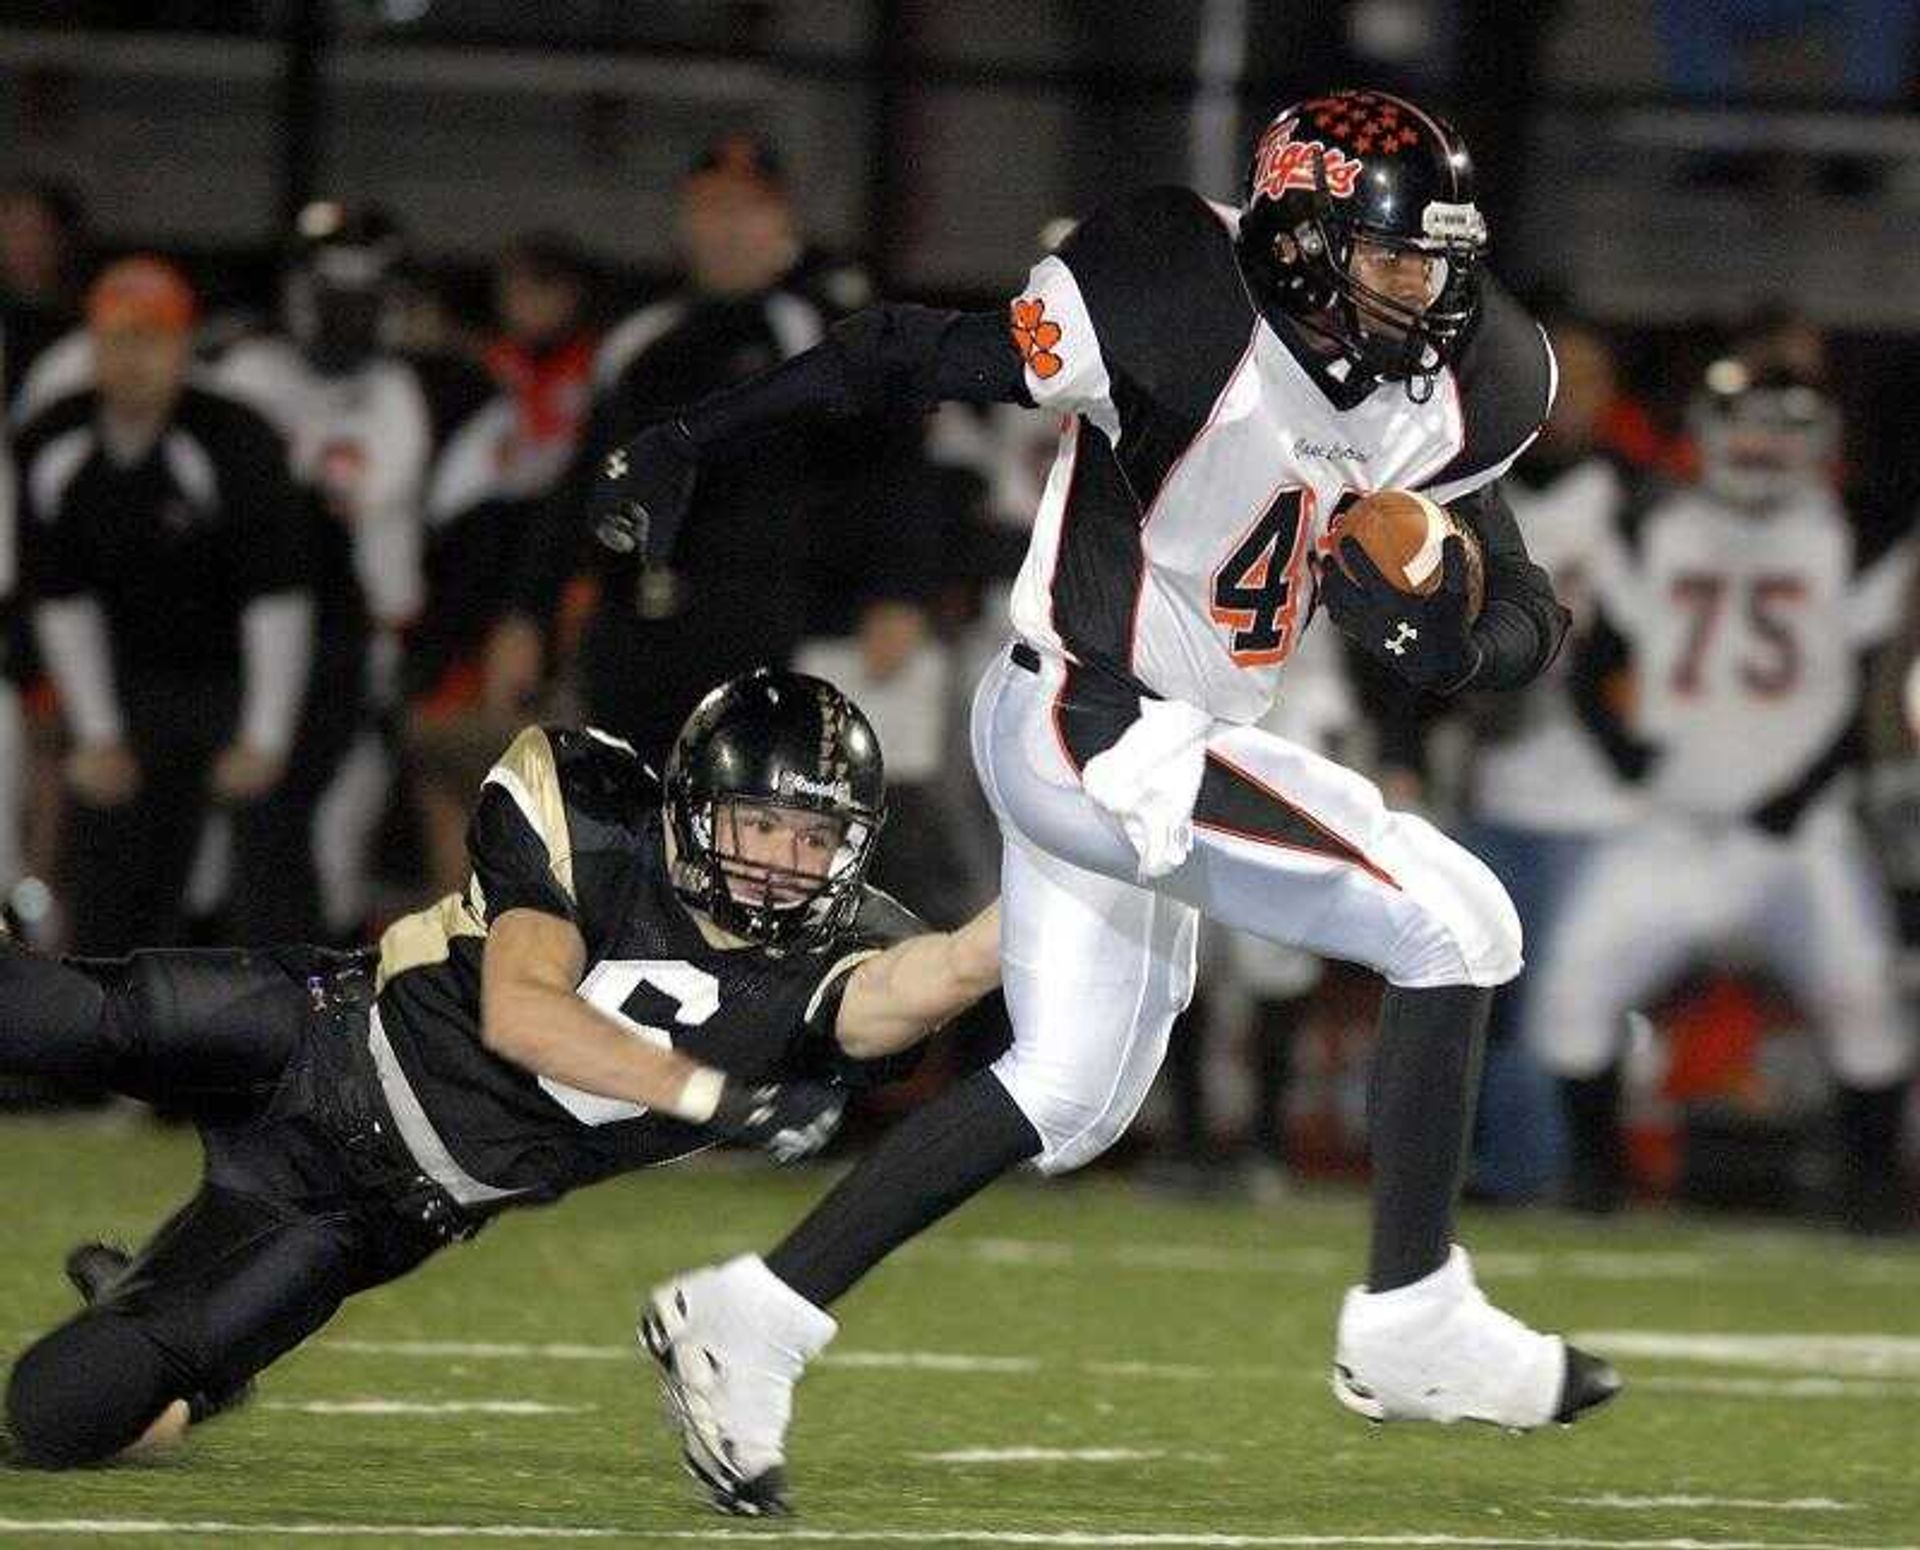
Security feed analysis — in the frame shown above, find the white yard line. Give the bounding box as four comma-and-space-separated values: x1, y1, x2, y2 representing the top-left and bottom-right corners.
1637, 1376, 1919, 1400
1572, 1333, 1920, 1378
261, 1399, 590, 1416
325, 1338, 629, 1362
1558, 1499, 1856, 1513
320, 1338, 1920, 1399
910, 1447, 1169, 1463
931, 1238, 1920, 1288
2, 1523, 1916, 1548
822, 1351, 1041, 1373
1083, 1360, 1236, 1381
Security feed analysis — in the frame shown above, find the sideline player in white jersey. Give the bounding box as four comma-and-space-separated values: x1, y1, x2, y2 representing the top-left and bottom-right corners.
1537, 359, 1916, 1231
216, 203, 431, 940
590, 89, 1617, 1515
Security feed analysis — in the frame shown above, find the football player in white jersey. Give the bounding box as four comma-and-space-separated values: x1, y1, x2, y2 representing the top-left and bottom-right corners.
215, 203, 432, 941
1537, 359, 1916, 1231
590, 89, 1617, 1515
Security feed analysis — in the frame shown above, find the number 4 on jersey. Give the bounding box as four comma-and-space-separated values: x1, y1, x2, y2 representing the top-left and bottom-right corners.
1210, 489, 1310, 665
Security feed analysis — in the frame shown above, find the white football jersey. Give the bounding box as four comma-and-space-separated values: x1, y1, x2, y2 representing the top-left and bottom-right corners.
1005, 186, 1554, 724
1594, 482, 1913, 821
215, 337, 431, 627
1469, 455, 1638, 833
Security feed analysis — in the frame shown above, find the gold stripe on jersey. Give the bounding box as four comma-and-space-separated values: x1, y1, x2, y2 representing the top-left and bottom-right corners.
487, 725, 578, 904
377, 890, 487, 993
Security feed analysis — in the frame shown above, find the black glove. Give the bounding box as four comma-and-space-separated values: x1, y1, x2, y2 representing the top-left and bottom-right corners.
589, 417, 699, 561
1318, 534, 1483, 694
708, 1078, 846, 1164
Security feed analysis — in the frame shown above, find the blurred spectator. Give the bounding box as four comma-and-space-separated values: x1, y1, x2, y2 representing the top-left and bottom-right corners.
1537, 355, 1916, 1232
0, 179, 87, 403
1656, 1, 1920, 107
407, 232, 601, 900
486, 231, 597, 502
0, 334, 20, 913
1451, 317, 1645, 1204
499, 131, 917, 769
16, 258, 314, 953
215, 203, 427, 941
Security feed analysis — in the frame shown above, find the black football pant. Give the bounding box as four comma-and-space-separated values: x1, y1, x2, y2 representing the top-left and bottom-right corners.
0, 945, 441, 1467
62, 674, 322, 955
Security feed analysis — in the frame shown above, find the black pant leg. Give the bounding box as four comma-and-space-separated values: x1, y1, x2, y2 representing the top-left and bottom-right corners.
65, 677, 230, 955
0, 945, 308, 1108
228, 625, 365, 946
5, 1184, 365, 1468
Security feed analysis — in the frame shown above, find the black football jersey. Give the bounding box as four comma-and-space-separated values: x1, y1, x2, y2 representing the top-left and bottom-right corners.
371, 723, 919, 1207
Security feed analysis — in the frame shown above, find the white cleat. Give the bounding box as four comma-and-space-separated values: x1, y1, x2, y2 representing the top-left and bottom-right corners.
638, 1254, 836, 1516
1331, 1245, 1621, 1429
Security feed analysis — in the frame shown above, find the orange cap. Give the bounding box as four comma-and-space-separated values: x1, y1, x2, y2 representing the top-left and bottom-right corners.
86, 256, 197, 335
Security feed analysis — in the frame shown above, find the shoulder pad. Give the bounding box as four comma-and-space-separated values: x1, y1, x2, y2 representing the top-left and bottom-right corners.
545, 724, 659, 835
1430, 278, 1554, 492
1052, 185, 1253, 418
847, 884, 926, 950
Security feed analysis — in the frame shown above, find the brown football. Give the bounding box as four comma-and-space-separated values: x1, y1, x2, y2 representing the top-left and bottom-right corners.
1331, 488, 1484, 620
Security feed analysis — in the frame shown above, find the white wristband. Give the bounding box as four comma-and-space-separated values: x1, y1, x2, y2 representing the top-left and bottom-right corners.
672, 1066, 726, 1125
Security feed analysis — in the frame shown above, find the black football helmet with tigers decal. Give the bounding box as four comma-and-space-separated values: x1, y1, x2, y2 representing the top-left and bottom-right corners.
665, 668, 887, 952
1236, 88, 1488, 393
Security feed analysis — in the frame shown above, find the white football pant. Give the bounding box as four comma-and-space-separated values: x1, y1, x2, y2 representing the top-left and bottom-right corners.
971, 645, 1522, 1174
1532, 804, 1915, 1089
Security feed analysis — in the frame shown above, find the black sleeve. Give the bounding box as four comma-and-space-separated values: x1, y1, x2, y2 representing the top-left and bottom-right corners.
1566, 608, 1655, 782
1427, 278, 1555, 495
674, 305, 1031, 456
787, 885, 932, 1088
793, 950, 929, 1089
505, 392, 617, 625
216, 402, 309, 599
1450, 484, 1571, 691
14, 400, 96, 600
1751, 718, 1865, 835
466, 725, 581, 925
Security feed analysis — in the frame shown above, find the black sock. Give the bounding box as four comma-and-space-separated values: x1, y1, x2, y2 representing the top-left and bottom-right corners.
765, 1068, 1042, 1308
1559, 1064, 1627, 1214
1166, 995, 1210, 1162
1834, 1080, 1909, 1231
1250, 995, 1300, 1164
1366, 983, 1491, 1292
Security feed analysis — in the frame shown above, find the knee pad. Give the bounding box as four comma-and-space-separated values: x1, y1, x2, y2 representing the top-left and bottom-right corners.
1384, 814, 1524, 988
6, 1315, 179, 1468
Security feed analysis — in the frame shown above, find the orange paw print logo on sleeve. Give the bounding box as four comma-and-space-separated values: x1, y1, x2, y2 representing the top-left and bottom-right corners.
1010, 297, 1065, 380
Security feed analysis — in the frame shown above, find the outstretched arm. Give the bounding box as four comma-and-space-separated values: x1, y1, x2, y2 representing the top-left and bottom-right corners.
832, 900, 1002, 1060
481, 909, 847, 1161
591, 306, 1029, 558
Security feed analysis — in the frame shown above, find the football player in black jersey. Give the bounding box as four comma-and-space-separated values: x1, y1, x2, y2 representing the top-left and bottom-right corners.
588, 87, 1617, 1517
0, 669, 1001, 1470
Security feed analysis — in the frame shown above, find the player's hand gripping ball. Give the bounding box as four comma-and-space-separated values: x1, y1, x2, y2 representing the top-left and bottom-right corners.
1320, 489, 1485, 693
1331, 489, 1485, 617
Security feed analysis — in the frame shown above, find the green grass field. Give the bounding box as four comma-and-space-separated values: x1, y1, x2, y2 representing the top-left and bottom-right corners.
0, 1119, 1916, 1548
